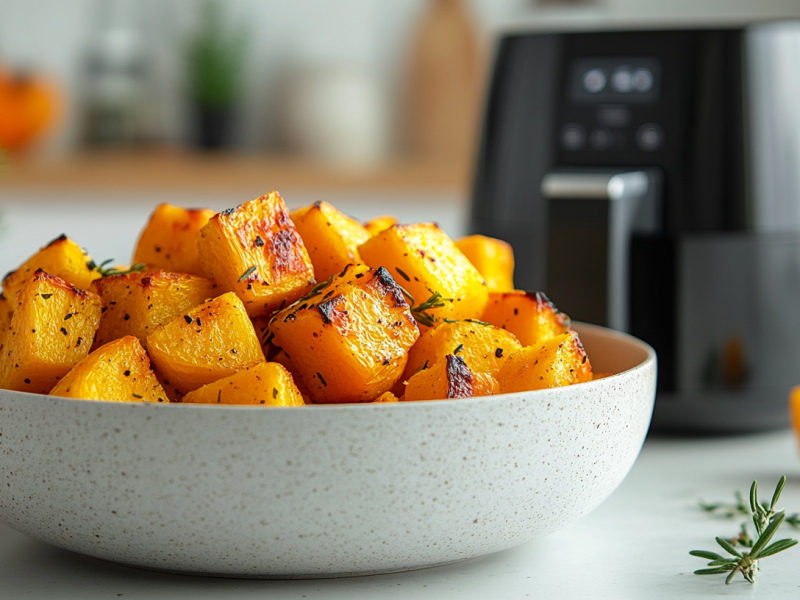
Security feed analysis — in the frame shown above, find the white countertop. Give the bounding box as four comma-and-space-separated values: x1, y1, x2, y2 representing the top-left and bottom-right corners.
3, 429, 799, 599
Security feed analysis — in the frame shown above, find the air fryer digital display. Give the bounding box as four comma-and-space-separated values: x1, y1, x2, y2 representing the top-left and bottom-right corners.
568, 57, 661, 105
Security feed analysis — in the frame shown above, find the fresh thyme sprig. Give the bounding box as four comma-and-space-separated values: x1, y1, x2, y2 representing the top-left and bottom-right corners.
691, 477, 798, 584
87, 259, 146, 277
398, 289, 450, 328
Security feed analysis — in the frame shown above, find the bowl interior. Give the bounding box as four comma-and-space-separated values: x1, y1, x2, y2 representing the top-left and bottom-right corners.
572, 322, 653, 375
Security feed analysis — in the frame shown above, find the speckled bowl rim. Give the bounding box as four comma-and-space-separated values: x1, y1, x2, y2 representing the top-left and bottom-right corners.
14, 322, 656, 410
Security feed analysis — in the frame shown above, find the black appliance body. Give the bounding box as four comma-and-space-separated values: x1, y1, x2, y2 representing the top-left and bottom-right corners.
471, 22, 800, 432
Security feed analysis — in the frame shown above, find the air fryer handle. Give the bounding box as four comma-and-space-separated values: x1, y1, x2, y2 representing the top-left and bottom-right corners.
540, 169, 662, 331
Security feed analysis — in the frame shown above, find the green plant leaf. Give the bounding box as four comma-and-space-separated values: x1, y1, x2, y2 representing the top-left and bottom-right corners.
770, 476, 787, 511
715, 537, 742, 558
689, 550, 725, 561
694, 567, 735, 575
750, 511, 785, 557
754, 538, 798, 559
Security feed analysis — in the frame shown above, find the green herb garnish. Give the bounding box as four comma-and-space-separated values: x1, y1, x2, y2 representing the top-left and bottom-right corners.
691, 477, 798, 584
88, 258, 146, 277
238, 266, 257, 282
408, 291, 449, 328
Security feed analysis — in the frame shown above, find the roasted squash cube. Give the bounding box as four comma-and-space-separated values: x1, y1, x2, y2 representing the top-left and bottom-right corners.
481, 291, 570, 347
2, 235, 100, 301
49, 336, 168, 402
269, 264, 420, 403
290, 201, 370, 281
197, 192, 316, 317
405, 354, 498, 401
497, 331, 592, 393
91, 270, 217, 348
0, 294, 11, 349
402, 319, 521, 383
146, 292, 264, 394
373, 391, 400, 402
358, 223, 488, 323
181, 362, 304, 406
0, 270, 104, 393
364, 215, 398, 237
455, 235, 515, 292
133, 203, 215, 276
271, 348, 312, 399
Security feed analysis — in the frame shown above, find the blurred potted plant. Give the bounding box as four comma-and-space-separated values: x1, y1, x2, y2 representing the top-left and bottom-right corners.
187, 1, 247, 149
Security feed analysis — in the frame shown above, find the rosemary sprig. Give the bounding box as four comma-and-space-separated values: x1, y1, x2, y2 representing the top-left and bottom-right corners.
691, 477, 798, 584
407, 291, 449, 328
87, 259, 146, 277
238, 265, 257, 282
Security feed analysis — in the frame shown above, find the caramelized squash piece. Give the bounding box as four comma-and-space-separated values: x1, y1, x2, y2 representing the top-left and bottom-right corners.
146, 292, 264, 394
49, 336, 167, 402
290, 201, 370, 281
373, 391, 399, 402
481, 291, 569, 347
791, 386, 800, 444
0, 270, 103, 393
269, 264, 420, 403
402, 319, 521, 383
271, 348, 312, 398
405, 354, 498, 401
0, 294, 11, 349
358, 223, 488, 323
197, 192, 316, 318
2, 235, 100, 301
364, 215, 398, 237
497, 331, 592, 393
182, 362, 304, 406
92, 270, 217, 348
153, 365, 184, 402
456, 235, 515, 292
133, 203, 215, 276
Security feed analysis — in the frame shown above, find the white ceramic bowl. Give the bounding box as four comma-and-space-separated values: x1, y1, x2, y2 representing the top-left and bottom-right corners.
0, 323, 655, 578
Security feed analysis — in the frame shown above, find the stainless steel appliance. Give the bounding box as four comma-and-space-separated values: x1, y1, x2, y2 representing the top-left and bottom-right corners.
471, 21, 800, 432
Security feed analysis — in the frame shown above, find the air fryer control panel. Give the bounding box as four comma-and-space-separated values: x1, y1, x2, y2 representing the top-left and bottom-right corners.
562, 57, 662, 153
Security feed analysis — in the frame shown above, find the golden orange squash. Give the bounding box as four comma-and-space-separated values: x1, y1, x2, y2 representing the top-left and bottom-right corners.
2, 235, 101, 302
455, 234, 515, 292
197, 192, 316, 317
271, 348, 312, 399
0, 270, 104, 393
497, 331, 592, 393
364, 215, 398, 237
0, 294, 11, 349
91, 270, 217, 349
49, 336, 167, 403
290, 201, 370, 281
405, 354, 499, 401
358, 223, 488, 324
791, 386, 800, 445
402, 319, 521, 384
133, 204, 215, 276
269, 263, 420, 403
146, 292, 264, 394
481, 291, 570, 347
182, 362, 304, 406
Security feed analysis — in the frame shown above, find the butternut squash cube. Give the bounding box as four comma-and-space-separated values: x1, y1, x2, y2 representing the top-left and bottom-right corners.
49, 336, 167, 402
182, 362, 304, 406
290, 201, 370, 281
271, 348, 312, 399
153, 365, 184, 402
373, 391, 400, 402
358, 223, 488, 323
146, 292, 264, 394
0, 294, 11, 349
497, 331, 592, 393
269, 263, 420, 403
91, 270, 217, 348
133, 203, 215, 276
197, 192, 316, 317
402, 319, 521, 384
405, 354, 498, 401
481, 291, 570, 347
364, 215, 398, 237
455, 234, 515, 292
0, 270, 104, 393
2, 235, 100, 301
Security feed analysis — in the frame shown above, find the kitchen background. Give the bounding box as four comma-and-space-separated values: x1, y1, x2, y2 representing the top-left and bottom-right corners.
1, 0, 800, 267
